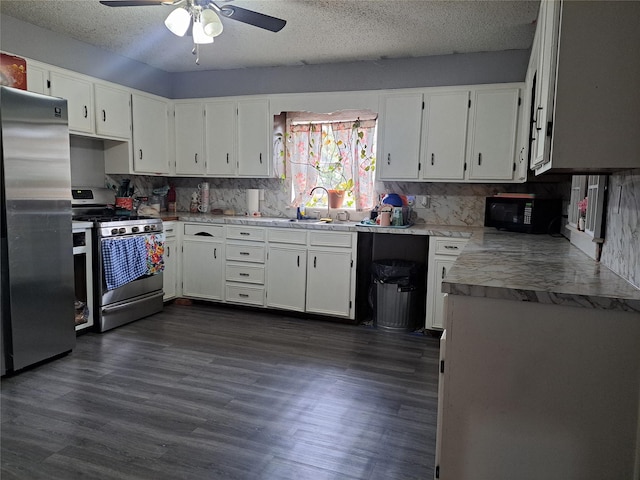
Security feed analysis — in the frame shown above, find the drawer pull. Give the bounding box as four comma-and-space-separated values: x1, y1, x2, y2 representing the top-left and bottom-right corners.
239, 252, 250, 256
84, 105, 88, 118
239, 293, 249, 298
444, 245, 459, 250
387, 153, 391, 165
214, 248, 217, 259
240, 232, 250, 236
314, 256, 317, 268
226, 153, 229, 164
431, 153, 435, 166
442, 266, 446, 279
239, 273, 250, 277
297, 255, 300, 267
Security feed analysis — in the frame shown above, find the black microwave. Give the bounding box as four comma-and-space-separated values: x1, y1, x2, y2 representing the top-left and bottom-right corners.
484, 197, 562, 234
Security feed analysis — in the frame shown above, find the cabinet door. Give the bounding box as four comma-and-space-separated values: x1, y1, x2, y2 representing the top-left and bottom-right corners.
131, 94, 169, 174
182, 239, 224, 300
266, 245, 307, 312
26, 61, 49, 95
205, 101, 237, 176
237, 99, 270, 177
379, 93, 422, 180
425, 257, 455, 330
95, 84, 131, 139
422, 91, 469, 181
467, 88, 519, 181
50, 71, 94, 134
175, 102, 205, 175
306, 248, 352, 317
531, 0, 560, 169
163, 236, 177, 301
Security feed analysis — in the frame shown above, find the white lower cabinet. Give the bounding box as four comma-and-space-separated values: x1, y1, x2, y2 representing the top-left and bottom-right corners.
162, 221, 177, 301
181, 224, 225, 300
266, 229, 308, 312
425, 237, 468, 330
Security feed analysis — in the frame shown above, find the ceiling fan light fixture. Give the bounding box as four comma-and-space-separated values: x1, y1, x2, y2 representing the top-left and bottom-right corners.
165, 7, 191, 37
201, 8, 223, 37
192, 19, 214, 44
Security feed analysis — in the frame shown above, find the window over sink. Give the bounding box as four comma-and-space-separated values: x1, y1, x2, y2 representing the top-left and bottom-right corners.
274, 110, 378, 210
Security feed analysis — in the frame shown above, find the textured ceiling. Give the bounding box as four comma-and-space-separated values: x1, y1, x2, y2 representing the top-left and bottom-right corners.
0, 0, 540, 73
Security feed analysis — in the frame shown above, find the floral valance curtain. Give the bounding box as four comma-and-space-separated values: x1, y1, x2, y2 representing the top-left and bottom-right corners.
277, 118, 377, 210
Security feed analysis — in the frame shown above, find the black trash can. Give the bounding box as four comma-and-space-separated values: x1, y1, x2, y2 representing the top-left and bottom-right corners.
372, 260, 424, 332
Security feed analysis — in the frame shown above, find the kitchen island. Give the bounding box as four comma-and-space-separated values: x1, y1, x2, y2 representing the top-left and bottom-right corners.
436, 230, 640, 480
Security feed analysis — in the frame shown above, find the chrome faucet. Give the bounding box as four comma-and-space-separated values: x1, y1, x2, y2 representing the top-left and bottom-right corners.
309, 186, 330, 219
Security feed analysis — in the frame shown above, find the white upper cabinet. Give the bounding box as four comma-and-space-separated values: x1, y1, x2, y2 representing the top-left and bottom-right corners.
421, 91, 470, 181
378, 93, 423, 180
237, 99, 270, 177
175, 102, 206, 175
531, 0, 640, 174
467, 87, 520, 181
94, 83, 131, 140
131, 93, 170, 175
49, 70, 94, 134
205, 100, 237, 176
25, 59, 49, 95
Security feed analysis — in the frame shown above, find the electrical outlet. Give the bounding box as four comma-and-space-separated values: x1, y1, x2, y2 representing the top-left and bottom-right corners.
419, 195, 431, 208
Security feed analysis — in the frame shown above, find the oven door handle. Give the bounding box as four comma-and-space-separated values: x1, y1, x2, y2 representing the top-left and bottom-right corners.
101, 290, 164, 314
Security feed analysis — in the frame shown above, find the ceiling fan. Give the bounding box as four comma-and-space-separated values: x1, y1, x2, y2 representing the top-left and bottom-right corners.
99, 0, 287, 64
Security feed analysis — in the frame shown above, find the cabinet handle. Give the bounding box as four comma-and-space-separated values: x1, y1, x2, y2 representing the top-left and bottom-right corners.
314, 256, 317, 268
240, 232, 250, 236
139, 149, 143, 160
478, 153, 482, 166
226, 153, 229, 164
239, 293, 249, 298
214, 248, 217, 259
83, 105, 88, 118
259, 153, 262, 164
442, 266, 446, 279
535, 106, 543, 131
297, 255, 300, 267
431, 153, 435, 166
102, 109, 106, 122
167, 246, 170, 257
387, 153, 391, 165
195, 153, 198, 164
239, 272, 250, 277
240, 252, 250, 256
444, 245, 459, 250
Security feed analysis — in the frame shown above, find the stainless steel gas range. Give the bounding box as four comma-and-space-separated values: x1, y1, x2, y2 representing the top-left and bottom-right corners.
72, 188, 164, 332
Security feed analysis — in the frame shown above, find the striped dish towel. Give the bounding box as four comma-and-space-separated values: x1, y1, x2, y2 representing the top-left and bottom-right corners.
102, 237, 148, 290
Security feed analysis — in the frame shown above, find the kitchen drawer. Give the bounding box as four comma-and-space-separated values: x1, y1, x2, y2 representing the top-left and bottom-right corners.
163, 221, 177, 238
183, 223, 224, 238
268, 228, 307, 245
432, 237, 468, 256
225, 241, 266, 263
226, 225, 266, 242
225, 283, 265, 306
308, 231, 353, 248
226, 262, 265, 285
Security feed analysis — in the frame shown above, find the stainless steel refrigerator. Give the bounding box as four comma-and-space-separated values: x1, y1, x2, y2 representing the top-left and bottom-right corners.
1, 86, 75, 375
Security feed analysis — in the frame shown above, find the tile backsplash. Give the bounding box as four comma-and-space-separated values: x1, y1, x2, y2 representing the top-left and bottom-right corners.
108, 174, 570, 226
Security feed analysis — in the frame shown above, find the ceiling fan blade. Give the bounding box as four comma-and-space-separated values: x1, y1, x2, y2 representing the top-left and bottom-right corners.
218, 5, 286, 32
99, 1, 166, 6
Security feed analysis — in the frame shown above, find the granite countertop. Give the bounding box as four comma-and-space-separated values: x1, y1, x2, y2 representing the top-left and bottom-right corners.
443, 229, 640, 313
168, 213, 640, 313
175, 212, 479, 238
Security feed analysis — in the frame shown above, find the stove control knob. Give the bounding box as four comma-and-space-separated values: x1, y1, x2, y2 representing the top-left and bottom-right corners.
132, 227, 139, 233
144, 225, 151, 232
111, 228, 118, 235
119, 228, 126, 234
150, 224, 156, 231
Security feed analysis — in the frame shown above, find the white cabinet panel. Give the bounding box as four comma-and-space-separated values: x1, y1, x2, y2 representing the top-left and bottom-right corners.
175, 102, 205, 175
131, 93, 169, 174
266, 245, 307, 312
94, 84, 131, 140
467, 87, 519, 181
306, 248, 352, 318
50, 71, 94, 134
422, 91, 469, 181
205, 100, 237, 176
378, 93, 423, 180
182, 238, 224, 300
237, 99, 270, 177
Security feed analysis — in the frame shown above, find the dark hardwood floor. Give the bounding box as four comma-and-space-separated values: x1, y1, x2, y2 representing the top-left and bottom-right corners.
1, 302, 440, 480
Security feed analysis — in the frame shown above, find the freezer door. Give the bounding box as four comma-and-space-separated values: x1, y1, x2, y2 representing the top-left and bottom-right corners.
1, 86, 75, 372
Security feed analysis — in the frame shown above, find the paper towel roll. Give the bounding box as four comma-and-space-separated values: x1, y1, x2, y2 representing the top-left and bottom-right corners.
246, 189, 260, 215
